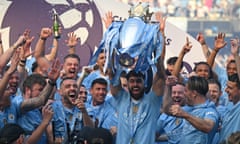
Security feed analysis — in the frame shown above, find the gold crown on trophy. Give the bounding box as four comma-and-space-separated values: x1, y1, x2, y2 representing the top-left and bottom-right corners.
128, 2, 153, 22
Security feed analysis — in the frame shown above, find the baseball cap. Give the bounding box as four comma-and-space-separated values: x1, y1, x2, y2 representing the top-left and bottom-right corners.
0, 123, 25, 144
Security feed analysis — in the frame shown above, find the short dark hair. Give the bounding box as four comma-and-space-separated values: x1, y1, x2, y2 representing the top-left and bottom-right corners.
167, 56, 178, 65
193, 61, 214, 79
120, 71, 127, 78
187, 76, 208, 96
126, 70, 145, 80
91, 78, 108, 88
64, 54, 80, 64
60, 77, 76, 87
208, 78, 222, 90
175, 81, 186, 87
167, 56, 183, 69
76, 126, 113, 144
0, 123, 25, 144
22, 73, 46, 94
227, 59, 236, 65
228, 73, 240, 88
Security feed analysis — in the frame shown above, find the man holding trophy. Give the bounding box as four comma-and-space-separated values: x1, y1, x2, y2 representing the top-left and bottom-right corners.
90, 2, 166, 144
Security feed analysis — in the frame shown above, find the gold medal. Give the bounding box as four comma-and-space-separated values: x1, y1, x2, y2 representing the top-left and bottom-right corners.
132, 105, 138, 113
175, 118, 180, 125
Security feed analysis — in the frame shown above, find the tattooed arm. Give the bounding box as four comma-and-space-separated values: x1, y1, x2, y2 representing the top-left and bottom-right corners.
20, 59, 61, 113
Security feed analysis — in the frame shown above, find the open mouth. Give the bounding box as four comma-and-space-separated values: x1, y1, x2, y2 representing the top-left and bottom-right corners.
173, 97, 183, 104
69, 91, 77, 98
69, 69, 76, 74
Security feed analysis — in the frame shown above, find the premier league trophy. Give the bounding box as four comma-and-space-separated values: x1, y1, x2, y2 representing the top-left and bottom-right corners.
90, 2, 164, 90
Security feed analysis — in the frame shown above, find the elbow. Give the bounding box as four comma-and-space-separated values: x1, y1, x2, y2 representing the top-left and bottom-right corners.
201, 124, 214, 133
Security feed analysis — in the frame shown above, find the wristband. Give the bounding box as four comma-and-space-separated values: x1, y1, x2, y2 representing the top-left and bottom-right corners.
40, 37, 47, 41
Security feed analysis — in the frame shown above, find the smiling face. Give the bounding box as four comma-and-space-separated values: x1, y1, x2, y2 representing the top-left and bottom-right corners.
184, 84, 195, 106
128, 76, 145, 100
78, 86, 87, 103
60, 79, 78, 106
226, 61, 237, 76
96, 52, 106, 72
7, 71, 20, 95
171, 84, 186, 106
195, 63, 210, 79
90, 83, 107, 106
63, 57, 80, 79
225, 81, 240, 105
207, 83, 222, 105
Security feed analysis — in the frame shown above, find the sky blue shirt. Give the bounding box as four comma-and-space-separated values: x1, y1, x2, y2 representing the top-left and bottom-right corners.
86, 100, 118, 130
180, 100, 219, 144
213, 64, 229, 106
113, 90, 162, 144
12, 95, 47, 144
212, 104, 228, 144
156, 113, 184, 144
52, 100, 85, 137
219, 101, 240, 143
0, 100, 17, 128
82, 70, 112, 104
51, 101, 67, 140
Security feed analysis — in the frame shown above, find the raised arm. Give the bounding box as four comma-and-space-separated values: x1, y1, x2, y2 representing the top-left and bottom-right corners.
45, 27, 62, 61
172, 37, 192, 78
0, 51, 20, 99
152, 56, 166, 96
161, 75, 177, 113
109, 67, 122, 97
65, 32, 79, 54
0, 31, 26, 74
207, 33, 227, 67
155, 12, 167, 60
27, 104, 53, 144
20, 59, 61, 113
196, 32, 210, 60
45, 38, 58, 62
102, 11, 113, 29
17, 31, 34, 81
76, 66, 93, 88
34, 27, 52, 59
